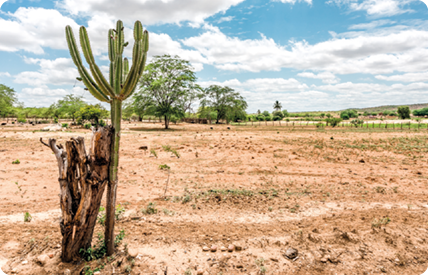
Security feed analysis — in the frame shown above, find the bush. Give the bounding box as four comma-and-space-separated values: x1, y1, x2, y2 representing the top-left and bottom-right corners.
398, 106, 410, 119
326, 118, 342, 127
54, 117, 58, 123
17, 118, 26, 123
84, 123, 92, 129
350, 119, 364, 128
272, 115, 282, 121
99, 119, 106, 127
340, 110, 357, 120
413, 107, 428, 117
272, 110, 284, 119
62, 123, 69, 128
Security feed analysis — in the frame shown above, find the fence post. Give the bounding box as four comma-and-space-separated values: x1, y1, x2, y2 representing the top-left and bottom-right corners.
385, 122, 387, 129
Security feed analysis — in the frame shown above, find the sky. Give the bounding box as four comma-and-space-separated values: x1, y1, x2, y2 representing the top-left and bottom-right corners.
0, 0, 428, 113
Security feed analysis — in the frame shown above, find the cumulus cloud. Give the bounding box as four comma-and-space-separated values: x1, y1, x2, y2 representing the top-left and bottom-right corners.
348, 19, 395, 29
0, 7, 79, 54
273, 0, 312, 5
327, 0, 416, 17
57, 0, 245, 26
182, 25, 428, 75
375, 71, 428, 82
297, 72, 340, 84
14, 57, 78, 87
0, 72, 11, 77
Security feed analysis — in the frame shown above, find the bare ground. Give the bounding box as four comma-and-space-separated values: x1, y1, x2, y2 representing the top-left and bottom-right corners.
0, 122, 428, 275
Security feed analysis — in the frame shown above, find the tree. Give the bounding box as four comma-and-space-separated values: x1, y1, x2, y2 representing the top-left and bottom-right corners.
272, 110, 284, 121
273, 100, 282, 111
397, 106, 410, 119
282, 109, 289, 117
200, 85, 247, 124
76, 104, 108, 125
57, 94, 86, 123
0, 84, 17, 119
135, 55, 199, 129
340, 110, 358, 120
41, 20, 148, 262
320, 113, 325, 118
413, 107, 428, 117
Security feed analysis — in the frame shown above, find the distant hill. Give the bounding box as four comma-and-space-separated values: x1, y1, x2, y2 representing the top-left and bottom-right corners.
343, 103, 428, 113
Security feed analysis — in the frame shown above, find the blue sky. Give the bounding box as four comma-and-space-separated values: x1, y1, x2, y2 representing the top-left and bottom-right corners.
1, 0, 428, 112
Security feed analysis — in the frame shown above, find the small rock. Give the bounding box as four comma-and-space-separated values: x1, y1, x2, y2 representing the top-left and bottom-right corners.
63, 269, 71, 275
37, 254, 49, 266
202, 246, 210, 252
236, 264, 244, 268
128, 248, 139, 258
284, 248, 298, 259
270, 257, 279, 262
211, 245, 217, 252
94, 272, 101, 275
320, 257, 328, 263
197, 269, 204, 275
220, 246, 226, 251
48, 253, 54, 258
234, 243, 242, 251
359, 159, 365, 163
21, 260, 28, 265
228, 244, 235, 252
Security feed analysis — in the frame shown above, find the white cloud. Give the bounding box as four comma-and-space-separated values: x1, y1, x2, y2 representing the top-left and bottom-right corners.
273, 0, 312, 5
57, 0, 245, 26
0, 7, 79, 54
14, 57, 78, 87
375, 71, 428, 82
297, 71, 340, 84
348, 19, 395, 29
327, 0, 416, 17
217, 16, 234, 24
183, 25, 428, 75
0, 72, 11, 77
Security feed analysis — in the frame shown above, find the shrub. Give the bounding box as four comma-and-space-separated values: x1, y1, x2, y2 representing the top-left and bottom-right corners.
413, 107, 428, 117
84, 123, 92, 129
54, 117, 58, 123
99, 119, 106, 127
17, 117, 26, 123
397, 106, 410, 119
340, 110, 357, 120
350, 119, 364, 128
142, 202, 157, 215
24, 212, 32, 222
12, 159, 20, 164
62, 123, 69, 128
326, 118, 342, 127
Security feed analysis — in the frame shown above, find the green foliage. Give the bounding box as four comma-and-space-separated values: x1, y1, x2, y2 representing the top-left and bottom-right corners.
141, 202, 158, 215
326, 118, 342, 127
62, 123, 69, 128
12, 159, 20, 164
272, 110, 284, 120
115, 204, 126, 220
372, 217, 391, 228
320, 113, 325, 118
397, 106, 410, 119
97, 206, 106, 226
134, 55, 199, 129
150, 149, 158, 158
24, 212, 32, 222
79, 229, 125, 262
159, 164, 170, 170
76, 104, 108, 126
350, 119, 364, 128
340, 109, 358, 120
200, 85, 247, 123
413, 107, 428, 117
0, 84, 17, 118
57, 94, 86, 122
282, 109, 289, 117
84, 123, 92, 129
273, 100, 282, 111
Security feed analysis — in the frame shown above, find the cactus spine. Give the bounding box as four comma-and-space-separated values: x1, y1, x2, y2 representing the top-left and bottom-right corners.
65, 20, 149, 255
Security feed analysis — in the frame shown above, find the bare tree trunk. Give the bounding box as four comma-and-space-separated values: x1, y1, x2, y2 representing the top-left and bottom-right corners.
40, 127, 112, 262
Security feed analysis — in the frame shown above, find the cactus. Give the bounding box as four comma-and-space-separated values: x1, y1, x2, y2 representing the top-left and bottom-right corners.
65, 20, 149, 256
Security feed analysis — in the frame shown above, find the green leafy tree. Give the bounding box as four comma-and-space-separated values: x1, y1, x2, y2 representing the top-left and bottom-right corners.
200, 85, 247, 124
320, 113, 325, 118
282, 109, 289, 117
272, 110, 284, 121
0, 84, 17, 119
340, 110, 358, 120
76, 104, 109, 125
397, 106, 410, 119
135, 55, 199, 129
273, 100, 282, 111
57, 94, 86, 122
413, 107, 428, 117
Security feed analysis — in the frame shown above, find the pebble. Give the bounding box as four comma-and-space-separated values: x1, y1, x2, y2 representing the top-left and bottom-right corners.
202, 246, 210, 252
234, 243, 242, 251
210, 245, 217, 252
284, 248, 298, 259
64, 269, 71, 275
48, 253, 54, 258
128, 248, 139, 258
228, 244, 235, 252
197, 269, 204, 275
21, 260, 28, 265
37, 254, 49, 266
220, 246, 226, 251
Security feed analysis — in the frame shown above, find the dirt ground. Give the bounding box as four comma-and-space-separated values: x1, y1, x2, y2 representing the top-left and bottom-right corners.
0, 122, 428, 275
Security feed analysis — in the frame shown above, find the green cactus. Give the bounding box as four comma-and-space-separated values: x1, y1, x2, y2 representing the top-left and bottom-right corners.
65, 20, 148, 256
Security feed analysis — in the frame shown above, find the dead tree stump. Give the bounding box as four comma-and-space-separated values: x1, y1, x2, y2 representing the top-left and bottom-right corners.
40, 127, 112, 262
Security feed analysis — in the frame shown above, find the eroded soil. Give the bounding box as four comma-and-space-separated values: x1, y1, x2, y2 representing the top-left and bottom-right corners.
0, 123, 428, 275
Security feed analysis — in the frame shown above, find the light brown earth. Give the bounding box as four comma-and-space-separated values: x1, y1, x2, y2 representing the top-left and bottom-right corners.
0, 122, 428, 275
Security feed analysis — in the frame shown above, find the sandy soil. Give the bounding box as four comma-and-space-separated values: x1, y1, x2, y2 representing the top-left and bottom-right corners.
0, 122, 428, 275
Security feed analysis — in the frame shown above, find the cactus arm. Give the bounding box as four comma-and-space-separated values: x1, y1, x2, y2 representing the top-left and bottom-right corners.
114, 55, 123, 95
65, 26, 110, 103
79, 27, 115, 98
123, 58, 129, 84
108, 29, 116, 62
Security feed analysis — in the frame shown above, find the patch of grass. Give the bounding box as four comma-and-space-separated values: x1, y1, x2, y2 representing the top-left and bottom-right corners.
372, 217, 391, 228
24, 212, 32, 222
141, 202, 158, 215
162, 208, 175, 216
12, 159, 20, 164
159, 164, 170, 170
150, 149, 158, 158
